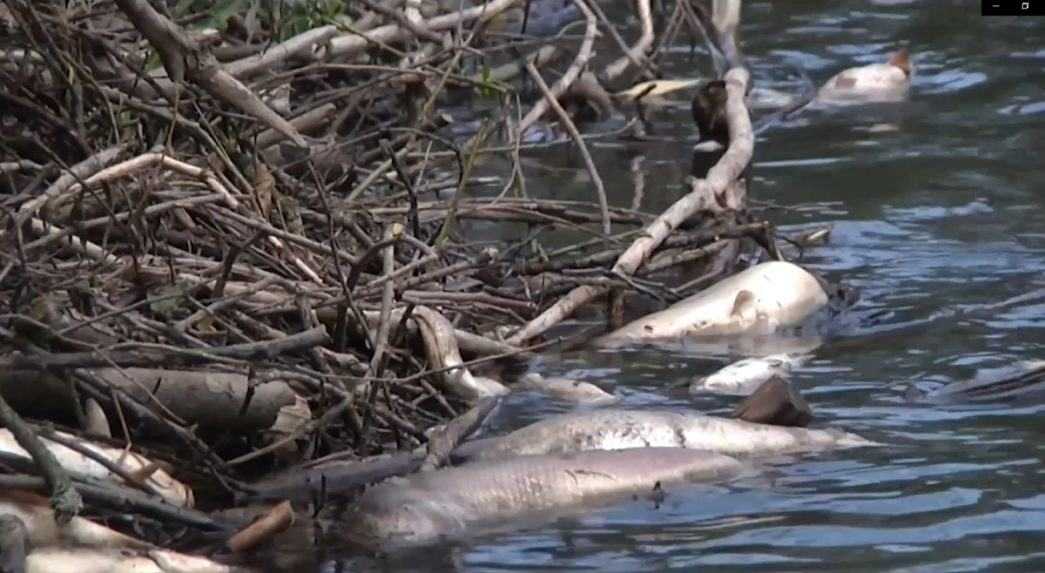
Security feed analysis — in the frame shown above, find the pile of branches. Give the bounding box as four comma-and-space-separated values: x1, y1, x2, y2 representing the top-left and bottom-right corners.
0, 0, 770, 559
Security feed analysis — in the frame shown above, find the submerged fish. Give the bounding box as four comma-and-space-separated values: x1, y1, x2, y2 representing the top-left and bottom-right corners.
817, 48, 912, 105
598, 261, 831, 345
457, 409, 875, 462
925, 360, 1045, 402
690, 353, 811, 396
343, 448, 742, 550
518, 373, 619, 405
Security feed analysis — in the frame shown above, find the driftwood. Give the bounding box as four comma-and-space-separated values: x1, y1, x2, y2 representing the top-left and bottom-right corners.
0, 0, 819, 560
112, 0, 306, 147
1, 369, 295, 433
0, 327, 330, 372
407, 307, 510, 400
244, 398, 500, 502
508, 65, 754, 344
241, 452, 422, 504
225, 500, 294, 554
421, 396, 501, 471
734, 377, 813, 427
507, 1, 753, 345
0, 479, 225, 533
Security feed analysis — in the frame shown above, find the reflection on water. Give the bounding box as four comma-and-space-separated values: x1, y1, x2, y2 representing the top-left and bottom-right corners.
308, 2, 1045, 570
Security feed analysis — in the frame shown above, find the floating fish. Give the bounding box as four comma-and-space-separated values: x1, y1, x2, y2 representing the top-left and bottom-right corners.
925, 360, 1045, 402
343, 448, 743, 550
598, 261, 831, 345
518, 373, 619, 405
457, 409, 875, 462
690, 353, 811, 396
817, 48, 912, 105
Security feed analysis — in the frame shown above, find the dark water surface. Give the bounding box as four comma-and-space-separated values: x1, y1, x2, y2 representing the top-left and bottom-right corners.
308, 2, 1045, 571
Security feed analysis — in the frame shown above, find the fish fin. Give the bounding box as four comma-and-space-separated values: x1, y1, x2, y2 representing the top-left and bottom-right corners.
730, 290, 755, 317
792, 353, 814, 367
888, 47, 911, 75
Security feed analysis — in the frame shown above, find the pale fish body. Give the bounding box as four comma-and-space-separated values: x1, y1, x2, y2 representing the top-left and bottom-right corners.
519, 373, 619, 405
747, 86, 801, 110
26, 548, 236, 573
690, 353, 811, 396
344, 448, 742, 550
462, 409, 875, 462
817, 49, 912, 104
598, 261, 830, 345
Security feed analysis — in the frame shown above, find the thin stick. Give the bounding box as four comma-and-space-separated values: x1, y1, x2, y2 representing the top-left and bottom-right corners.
524, 59, 610, 236
508, 62, 753, 345
0, 392, 83, 524
516, 0, 597, 135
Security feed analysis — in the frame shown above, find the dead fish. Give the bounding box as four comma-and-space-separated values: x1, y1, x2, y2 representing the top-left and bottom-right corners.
518, 373, 619, 405
690, 353, 811, 396
458, 409, 875, 462
926, 360, 1045, 402
598, 261, 830, 345
343, 448, 743, 550
817, 48, 912, 104
25, 547, 240, 573
0, 514, 29, 573
0, 429, 193, 508
747, 86, 802, 111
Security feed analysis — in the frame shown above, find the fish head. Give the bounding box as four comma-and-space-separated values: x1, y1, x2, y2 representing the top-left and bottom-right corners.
346, 491, 467, 550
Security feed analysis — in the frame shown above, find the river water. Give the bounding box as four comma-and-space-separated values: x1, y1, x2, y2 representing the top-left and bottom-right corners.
311, 2, 1045, 571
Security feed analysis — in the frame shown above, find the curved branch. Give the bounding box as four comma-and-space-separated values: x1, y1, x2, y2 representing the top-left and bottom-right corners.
603, 0, 654, 82
516, 0, 597, 135
524, 60, 610, 236
323, 0, 521, 60
508, 65, 753, 345
0, 396, 82, 524
112, 0, 306, 146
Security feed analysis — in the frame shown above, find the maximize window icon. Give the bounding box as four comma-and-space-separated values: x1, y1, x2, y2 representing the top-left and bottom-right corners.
983, 0, 1044, 13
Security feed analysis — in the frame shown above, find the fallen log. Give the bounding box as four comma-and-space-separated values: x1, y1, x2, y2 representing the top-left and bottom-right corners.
1, 368, 295, 433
